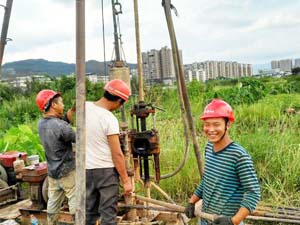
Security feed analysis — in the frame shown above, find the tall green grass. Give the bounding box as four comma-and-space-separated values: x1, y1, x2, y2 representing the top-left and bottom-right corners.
152, 93, 300, 207
1, 76, 300, 208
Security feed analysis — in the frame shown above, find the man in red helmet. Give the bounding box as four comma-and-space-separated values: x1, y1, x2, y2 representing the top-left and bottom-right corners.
36, 90, 76, 225
85, 79, 133, 225
185, 99, 260, 225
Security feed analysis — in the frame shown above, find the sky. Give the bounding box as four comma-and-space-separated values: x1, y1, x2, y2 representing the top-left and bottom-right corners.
1, 0, 300, 65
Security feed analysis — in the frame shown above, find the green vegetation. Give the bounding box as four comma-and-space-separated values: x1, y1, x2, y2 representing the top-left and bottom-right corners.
1, 75, 300, 207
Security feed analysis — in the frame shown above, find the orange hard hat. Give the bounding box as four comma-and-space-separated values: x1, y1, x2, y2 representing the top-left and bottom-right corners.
36, 89, 60, 112
200, 99, 234, 122
104, 79, 130, 102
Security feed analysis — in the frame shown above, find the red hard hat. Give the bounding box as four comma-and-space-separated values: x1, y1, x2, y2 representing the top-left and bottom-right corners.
36, 89, 60, 112
104, 79, 130, 102
200, 99, 234, 122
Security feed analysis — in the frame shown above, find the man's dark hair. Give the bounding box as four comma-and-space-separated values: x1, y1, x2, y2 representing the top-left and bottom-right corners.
44, 95, 60, 112
104, 91, 125, 105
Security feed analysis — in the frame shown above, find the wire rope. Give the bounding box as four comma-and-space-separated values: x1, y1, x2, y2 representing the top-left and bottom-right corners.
101, 0, 107, 80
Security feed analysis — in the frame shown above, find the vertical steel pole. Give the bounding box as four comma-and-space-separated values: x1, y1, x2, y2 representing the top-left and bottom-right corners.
163, 0, 203, 176
111, 0, 121, 62
0, 0, 13, 78
133, 0, 144, 102
76, 0, 86, 223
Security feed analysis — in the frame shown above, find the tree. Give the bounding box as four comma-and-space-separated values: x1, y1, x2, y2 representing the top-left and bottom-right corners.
292, 67, 300, 75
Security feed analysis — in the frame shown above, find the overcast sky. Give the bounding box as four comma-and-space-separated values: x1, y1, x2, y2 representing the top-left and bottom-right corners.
1, 0, 300, 65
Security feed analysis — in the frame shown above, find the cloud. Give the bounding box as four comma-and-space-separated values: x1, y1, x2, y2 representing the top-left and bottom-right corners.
247, 12, 300, 31
6, 1, 74, 52
2, 0, 300, 65
49, 0, 108, 7
50, 0, 73, 4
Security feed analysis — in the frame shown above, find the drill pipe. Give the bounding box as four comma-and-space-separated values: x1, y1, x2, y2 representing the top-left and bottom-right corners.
135, 195, 217, 222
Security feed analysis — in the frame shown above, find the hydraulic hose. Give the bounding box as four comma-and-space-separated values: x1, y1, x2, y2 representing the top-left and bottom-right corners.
162, 0, 204, 176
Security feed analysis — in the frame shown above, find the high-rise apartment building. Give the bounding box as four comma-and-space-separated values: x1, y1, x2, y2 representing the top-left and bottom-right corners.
218, 61, 226, 78
279, 59, 292, 72
142, 46, 183, 84
294, 58, 300, 68
225, 62, 233, 78
160, 46, 175, 79
185, 61, 252, 82
207, 61, 218, 79
271, 60, 280, 69
232, 62, 239, 78
247, 64, 253, 76
271, 59, 293, 72
142, 50, 161, 82
187, 69, 206, 82
238, 64, 243, 77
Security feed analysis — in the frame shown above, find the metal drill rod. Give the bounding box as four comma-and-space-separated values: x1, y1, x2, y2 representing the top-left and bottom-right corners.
247, 215, 300, 224
135, 195, 217, 222
119, 203, 185, 213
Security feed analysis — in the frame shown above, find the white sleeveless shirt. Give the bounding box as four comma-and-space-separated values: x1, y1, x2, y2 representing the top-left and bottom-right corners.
85, 101, 119, 169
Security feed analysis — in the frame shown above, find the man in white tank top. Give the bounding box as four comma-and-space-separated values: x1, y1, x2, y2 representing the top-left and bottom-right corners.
85, 79, 133, 225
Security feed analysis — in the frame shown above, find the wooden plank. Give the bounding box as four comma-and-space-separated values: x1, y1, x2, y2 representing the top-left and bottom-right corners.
0, 199, 31, 220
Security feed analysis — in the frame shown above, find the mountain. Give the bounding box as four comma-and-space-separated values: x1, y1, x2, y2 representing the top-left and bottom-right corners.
2, 59, 74, 77
1, 59, 137, 78
85, 60, 137, 75
253, 63, 271, 75
2, 58, 271, 77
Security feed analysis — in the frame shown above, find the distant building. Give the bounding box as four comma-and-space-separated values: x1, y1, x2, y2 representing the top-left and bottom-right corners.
185, 61, 253, 82
247, 64, 253, 76
271, 60, 280, 69
218, 61, 226, 78
142, 49, 161, 83
279, 59, 292, 72
2, 75, 51, 88
294, 58, 300, 68
97, 75, 109, 83
160, 46, 175, 80
86, 73, 98, 83
187, 69, 206, 82
142, 46, 183, 85
271, 59, 293, 72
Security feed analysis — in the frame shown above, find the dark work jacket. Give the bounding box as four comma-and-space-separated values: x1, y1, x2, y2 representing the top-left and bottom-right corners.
38, 117, 75, 179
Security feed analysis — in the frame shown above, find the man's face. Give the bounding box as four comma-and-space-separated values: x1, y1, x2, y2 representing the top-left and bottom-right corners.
52, 96, 64, 116
113, 99, 124, 111
203, 117, 227, 143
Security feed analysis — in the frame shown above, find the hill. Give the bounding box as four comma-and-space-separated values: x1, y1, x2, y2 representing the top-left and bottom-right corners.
1, 59, 137, 78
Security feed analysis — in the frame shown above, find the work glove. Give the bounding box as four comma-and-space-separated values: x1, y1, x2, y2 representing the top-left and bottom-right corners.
184, 203, 195, 218
213, 216, 234, 225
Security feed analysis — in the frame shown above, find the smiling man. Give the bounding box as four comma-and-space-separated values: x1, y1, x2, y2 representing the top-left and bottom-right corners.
185, 99, 261, 225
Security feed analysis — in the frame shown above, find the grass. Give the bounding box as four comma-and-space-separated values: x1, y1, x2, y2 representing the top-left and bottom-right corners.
1, 77, 300, 210
146, 93, 300, 208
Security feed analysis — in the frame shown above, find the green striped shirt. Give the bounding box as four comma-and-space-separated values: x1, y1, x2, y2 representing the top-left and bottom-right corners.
194, 142, 260, 223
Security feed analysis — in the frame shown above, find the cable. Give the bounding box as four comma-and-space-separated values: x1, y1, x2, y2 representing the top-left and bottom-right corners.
116, 12, 127, 63
101, 0, 107, 79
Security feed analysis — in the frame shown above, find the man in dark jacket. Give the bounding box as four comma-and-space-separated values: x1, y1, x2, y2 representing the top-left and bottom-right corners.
36, 89, 76, 225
